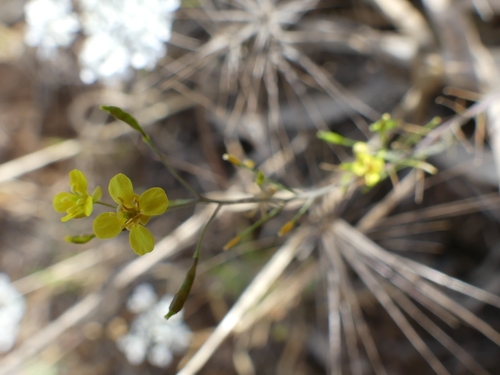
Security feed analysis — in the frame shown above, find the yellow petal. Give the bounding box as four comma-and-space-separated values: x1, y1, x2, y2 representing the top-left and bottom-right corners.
139, 215, 150, 225
365, 173, 381, 187
69, 169, 88, 195
353, 142, 369, 155
371, 158, 385, 173
53, 192, 75, 213
109, 173, 134, 205
351, 161, 367, 176
93, 212, 124, 239
129, 225, 155, 256
84, 195, 93, 216
61, 212, 76, 222
92, 186, 102, 202
139, 187, 169, 216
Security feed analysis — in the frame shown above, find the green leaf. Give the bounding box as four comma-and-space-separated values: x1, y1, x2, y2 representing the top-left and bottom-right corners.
64, 234, 96, 244
317, 131, 356, 146
100, 105, 147, 137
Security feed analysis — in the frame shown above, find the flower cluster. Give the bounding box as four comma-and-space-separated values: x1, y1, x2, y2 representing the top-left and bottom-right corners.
24, 0, 80, 59
117, 284, 192, 368
343, 142, 385, 187
0, 273, 25, 353
23, 0, 180, 83
54, 170, 168, 255
78, 0, 180, 84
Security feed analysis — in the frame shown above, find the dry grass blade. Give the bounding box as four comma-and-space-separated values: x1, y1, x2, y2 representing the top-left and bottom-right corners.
323, 242, 363, 375
0, 140, 81, 184
322, 232, 387, 375
276, 54, 330, 131
0, 292, 103, 375
405, 275, 500, 346
324, 251, 342, 375
234, 261, 318, 334
378, 193, 500, 229
282, 44, 380, 121
333, 219, 500, 354
356, 171, 417, 232
13, 242, 121, 295
336, 219, 500, 313
387, 283, 490, 375
177, 227, 310, 375
340, 297, 362, 375
368, 220, 450, 240
396, 255, 500, 310
375, 268, 460, 329
369, 0, 433, 47
340, 243, 450, 375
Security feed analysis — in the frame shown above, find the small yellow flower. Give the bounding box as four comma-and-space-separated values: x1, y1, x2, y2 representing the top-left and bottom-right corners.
344, 142, 385, 187
92, 173, 169, 256
53, 170, 102, 222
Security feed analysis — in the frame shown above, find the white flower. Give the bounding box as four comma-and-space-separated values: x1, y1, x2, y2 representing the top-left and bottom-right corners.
117, 287, 192, 368
148, 343, 174, 368
117, 334, 148, 365
78, 0, 181, 84
0, 273, 25, 353
126, 283, 157, 314
24, 0, 80, 59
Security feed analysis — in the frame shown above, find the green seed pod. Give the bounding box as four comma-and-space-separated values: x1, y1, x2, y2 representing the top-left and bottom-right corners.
165, 258, 198, 319
64, 234, 96, 244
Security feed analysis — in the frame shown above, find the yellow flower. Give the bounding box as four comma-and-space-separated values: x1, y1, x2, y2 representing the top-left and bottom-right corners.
53, 170, 102, 222
345, 142, 385, 187
92, 173, 169, 256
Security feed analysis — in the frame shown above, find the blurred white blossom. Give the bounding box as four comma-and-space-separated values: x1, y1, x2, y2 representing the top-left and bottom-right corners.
24, 0, 80, 59
0, 273, 25, 353
118, 284, 192, 368
23, 0, 180, 84
78, 0, 180, 84
126, 282, 157, 314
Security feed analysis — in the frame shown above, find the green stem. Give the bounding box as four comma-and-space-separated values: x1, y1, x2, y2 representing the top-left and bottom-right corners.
238, 205, 285, 239
291, 197, 315, 223
166, 204, 222, 319
95, 201, 117, 209
194, 204, 222, 259
166, 199, 200, 211
142, 135, 201, 199
239, 164, 296, 195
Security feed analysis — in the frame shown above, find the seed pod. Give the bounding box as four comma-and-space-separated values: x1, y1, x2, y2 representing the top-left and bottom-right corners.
65, 234, 96, 244
165, 258, 198, 319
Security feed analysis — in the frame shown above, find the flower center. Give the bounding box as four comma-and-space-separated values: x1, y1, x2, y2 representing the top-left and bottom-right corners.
118, 194, 142, 230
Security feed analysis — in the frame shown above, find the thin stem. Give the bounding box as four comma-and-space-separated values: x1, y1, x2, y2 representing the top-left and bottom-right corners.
142, 136, 201, 199
291, 197, 315, 222
95, 201, 117, 209
239, 205, 285, 238
235, 162, 296, 195
194, 204, 222, 259
167, 199, 200, 211
199, 195, 292, 205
